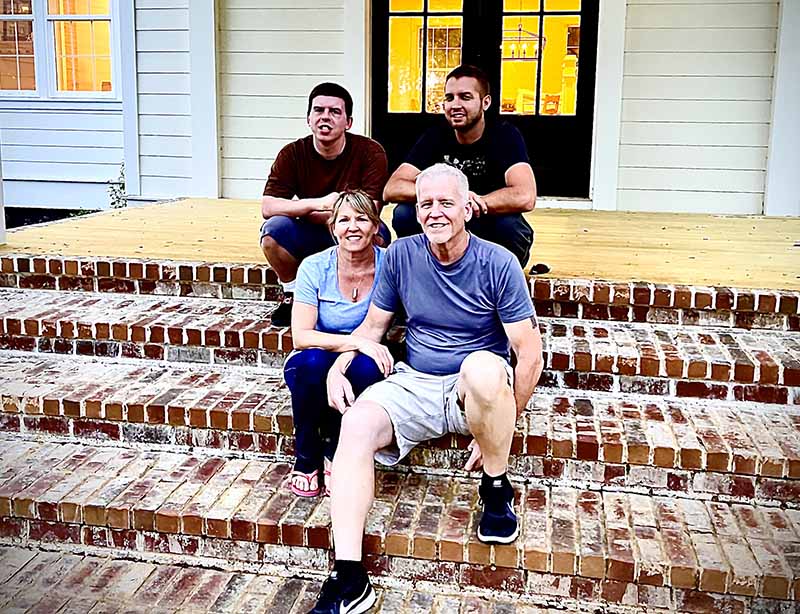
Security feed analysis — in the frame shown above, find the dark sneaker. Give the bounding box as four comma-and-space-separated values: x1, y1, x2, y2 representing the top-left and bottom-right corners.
271, 293, 293, 328
308, 570, 376, 614
477, 478, 519, 544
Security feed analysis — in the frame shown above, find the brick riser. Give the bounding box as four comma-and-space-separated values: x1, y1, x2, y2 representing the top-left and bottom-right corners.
3, 253, 799, 331
0, 533, 792, 614
532, 278, 800, 332
2, 415, 798, 506
0, 441, 798, 603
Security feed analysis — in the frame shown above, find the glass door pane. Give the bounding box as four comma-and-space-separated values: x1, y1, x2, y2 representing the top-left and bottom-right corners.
388, 16, 423, 112
500, 15, 539, 115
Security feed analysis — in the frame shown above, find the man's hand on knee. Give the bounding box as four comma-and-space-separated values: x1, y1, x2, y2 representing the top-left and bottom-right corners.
327, 369, 355, 413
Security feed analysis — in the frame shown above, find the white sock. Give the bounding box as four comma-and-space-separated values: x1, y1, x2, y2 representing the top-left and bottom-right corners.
281, 280, 295, 294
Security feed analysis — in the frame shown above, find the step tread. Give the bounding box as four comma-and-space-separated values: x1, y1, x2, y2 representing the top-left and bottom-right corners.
3, 351, 800, 476
0, 436, 798, 601
2, 288, 800, 388
2, 351, 799, 481
0, 544, 687, 614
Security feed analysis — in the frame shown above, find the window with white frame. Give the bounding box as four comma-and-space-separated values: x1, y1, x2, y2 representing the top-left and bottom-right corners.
0, 0, 113, 96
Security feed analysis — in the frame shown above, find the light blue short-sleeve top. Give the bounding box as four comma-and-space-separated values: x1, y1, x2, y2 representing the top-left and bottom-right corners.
294, 245, 386, 334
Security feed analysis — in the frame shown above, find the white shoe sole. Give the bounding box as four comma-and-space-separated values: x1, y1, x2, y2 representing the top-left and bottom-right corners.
477, 524, 520, 545
342, 583, 377, 613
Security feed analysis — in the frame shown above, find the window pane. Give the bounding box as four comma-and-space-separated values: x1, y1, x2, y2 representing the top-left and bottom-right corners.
0, 20, 35, 90
540, 15, 579, 115
1, 0, 32, 15
388, 16, 422, 112
389, 0, 422, 11
54, 19, 112, 91
48, 0, 90, 15
503, 0, 540, 12
88, 0, 108, 14
500, 15, 539, 115
429, 0, 462, 11
425, 16, 461, 113
544, 0, 580, 11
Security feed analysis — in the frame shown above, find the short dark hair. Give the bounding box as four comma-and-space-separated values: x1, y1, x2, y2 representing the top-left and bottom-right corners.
445, 65, 491, 98
307, 82, 353, 118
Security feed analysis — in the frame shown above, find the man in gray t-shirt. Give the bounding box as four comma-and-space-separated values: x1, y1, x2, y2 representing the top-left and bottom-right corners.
307, 163, 544, 614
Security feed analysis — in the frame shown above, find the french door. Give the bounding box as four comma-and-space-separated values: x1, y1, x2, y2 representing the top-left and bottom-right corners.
371, 0, 599, 198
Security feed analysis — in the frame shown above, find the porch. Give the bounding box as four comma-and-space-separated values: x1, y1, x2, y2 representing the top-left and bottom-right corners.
1, 198, 798, 291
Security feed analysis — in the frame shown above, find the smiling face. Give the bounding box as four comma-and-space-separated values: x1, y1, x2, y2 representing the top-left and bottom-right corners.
416, 173, 472, 247
332, 201, 378, 253
444, 76, 490, 132
307, 95, 352, 146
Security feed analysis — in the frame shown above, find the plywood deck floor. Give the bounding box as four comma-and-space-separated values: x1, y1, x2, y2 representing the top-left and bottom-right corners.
2, 198, 798, 290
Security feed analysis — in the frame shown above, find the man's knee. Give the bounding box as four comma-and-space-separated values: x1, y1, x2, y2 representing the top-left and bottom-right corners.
391, 203, 421, 237
260, 216, 294, 253
339, 402, 393, 452
460, 351, 510, 404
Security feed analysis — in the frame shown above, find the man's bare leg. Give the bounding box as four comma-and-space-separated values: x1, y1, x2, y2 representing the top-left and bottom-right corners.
331, 400, 394, 560
459, 350, 516, 475
260, 235, 299, 283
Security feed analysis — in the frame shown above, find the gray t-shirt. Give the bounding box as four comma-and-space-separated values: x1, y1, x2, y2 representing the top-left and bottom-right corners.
371, 234, 535, 375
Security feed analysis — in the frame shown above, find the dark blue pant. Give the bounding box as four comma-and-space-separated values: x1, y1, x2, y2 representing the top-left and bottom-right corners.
284, 349, 384, 473
392, 203, 534, 268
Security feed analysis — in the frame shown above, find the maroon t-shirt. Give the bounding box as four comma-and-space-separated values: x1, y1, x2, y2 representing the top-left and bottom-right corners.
263, 133, 388, 202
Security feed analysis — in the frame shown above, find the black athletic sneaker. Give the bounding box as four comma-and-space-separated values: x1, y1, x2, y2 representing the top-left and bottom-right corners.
477, 477, 519, 544
270, 293, 293, 328
308, 570, 376, 614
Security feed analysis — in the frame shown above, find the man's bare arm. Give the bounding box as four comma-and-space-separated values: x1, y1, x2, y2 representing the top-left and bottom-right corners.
261, 192, 339, 222
472, 163, 537, 216
502, 317, 544, 418
383, 163, 421, 203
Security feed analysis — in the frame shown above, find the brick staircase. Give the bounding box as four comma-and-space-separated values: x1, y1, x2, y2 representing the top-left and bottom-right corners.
0, 252, 799, 613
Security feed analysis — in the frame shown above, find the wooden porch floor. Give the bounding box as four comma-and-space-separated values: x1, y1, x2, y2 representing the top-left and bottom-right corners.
2, 198, 798, 290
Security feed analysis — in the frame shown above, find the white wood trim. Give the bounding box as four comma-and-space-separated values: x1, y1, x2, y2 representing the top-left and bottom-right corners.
764, 0, 800, 217
119, 0, 140, 196
189, 0, 220, 197
344, 0, 369, 135
538, 198, 592, 210
0, 142, 5, 245
589, 1, 626, 211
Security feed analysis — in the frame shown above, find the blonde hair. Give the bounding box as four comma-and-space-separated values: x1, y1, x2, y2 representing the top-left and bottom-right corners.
328, 190, 382, 236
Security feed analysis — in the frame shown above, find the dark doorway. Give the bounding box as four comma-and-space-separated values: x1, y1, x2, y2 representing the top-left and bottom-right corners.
371, 0, 599, 198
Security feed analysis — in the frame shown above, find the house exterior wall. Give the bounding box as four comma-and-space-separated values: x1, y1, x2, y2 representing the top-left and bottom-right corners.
617, 0, 779, 214
217, 0, 346, 199
134, 0, 193, 199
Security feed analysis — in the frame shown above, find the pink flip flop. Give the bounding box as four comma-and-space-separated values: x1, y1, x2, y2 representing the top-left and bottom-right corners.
324, 467, 332, 497
289, 469, 320, 497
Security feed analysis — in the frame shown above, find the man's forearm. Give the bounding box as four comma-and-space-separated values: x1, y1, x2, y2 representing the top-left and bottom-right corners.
383, 177, 417, 203
512, 353, 543, 417
261, 195, 330, 219
483, 186, 536, 215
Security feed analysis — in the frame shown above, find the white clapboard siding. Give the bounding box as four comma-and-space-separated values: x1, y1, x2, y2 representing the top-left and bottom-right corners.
218, 0, 346, 199
0, 107, 123, 209
619, 1, 778, 214
3, 180, 115, 210
134, 0, 192, 199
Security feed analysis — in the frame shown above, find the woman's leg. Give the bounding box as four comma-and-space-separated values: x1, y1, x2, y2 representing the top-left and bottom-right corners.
284, 348, 339, 473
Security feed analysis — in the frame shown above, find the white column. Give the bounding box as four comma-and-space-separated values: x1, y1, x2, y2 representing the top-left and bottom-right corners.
119, 0, 141, 197
764, 0, 800, 217
189, 0, 220, 197
589, 1, 627, 211
344, 0, 369, 135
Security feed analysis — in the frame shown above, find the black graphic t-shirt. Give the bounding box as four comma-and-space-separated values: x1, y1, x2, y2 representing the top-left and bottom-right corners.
405, 120, 530, 196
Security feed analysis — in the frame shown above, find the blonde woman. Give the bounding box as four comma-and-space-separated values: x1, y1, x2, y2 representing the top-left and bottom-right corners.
283, 190, 394, 497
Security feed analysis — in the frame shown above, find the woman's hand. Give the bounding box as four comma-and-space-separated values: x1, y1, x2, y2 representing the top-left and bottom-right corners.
355, 337, 394, 376
327, 368, 355, 414
464, 439, 483, 471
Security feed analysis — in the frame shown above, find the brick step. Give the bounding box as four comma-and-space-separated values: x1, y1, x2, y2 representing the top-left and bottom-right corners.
2, 351, 799, 505
0, 544, 722, 614
3, 252, 798, 332
0, 436, 798, 603
0, 287, 290, 366
3, 289, 799, 404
